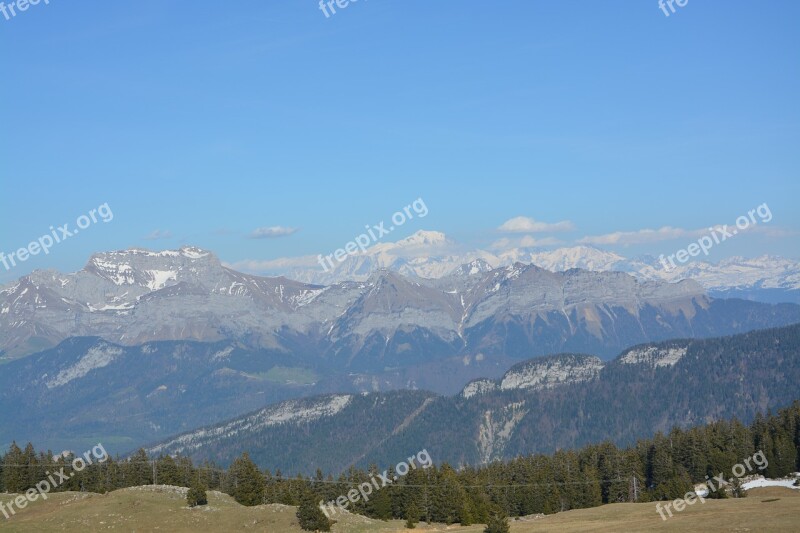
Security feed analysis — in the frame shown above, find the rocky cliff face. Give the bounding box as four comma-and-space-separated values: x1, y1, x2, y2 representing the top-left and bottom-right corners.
499, 354, 604, 391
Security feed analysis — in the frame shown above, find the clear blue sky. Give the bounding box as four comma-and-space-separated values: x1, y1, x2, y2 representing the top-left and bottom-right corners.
2, 0, 798, 283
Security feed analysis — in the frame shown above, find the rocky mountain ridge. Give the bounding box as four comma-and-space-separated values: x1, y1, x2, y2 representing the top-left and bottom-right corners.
7, 244, 791, 363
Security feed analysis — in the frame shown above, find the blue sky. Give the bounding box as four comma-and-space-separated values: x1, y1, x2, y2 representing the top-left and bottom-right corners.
1, 0, 798, 283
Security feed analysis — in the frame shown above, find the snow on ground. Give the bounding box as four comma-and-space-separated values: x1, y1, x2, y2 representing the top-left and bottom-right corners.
692, 475, 799, 497
88, 302, 135, 312
148, 395, 353, 456
45, 344, 124, 388
180, 247, 210, 259
211, 346, 234, 361
90, 259, 136, 285
742, 476, 800, 490
146, 269, 178, 290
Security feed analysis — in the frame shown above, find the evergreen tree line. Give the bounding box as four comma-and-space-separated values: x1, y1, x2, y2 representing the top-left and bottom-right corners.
2, 401, 798, 528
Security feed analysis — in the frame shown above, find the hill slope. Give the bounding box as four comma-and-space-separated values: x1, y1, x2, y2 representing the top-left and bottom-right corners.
2, 486, 798, 532
147, 323, 800, 473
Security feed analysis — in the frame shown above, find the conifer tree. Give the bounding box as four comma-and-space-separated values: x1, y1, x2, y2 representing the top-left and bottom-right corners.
2, 442, 26, 493
22, 442, 39, 491
226, 452, 265, 506
187, 481, 208, 507
296, 491, 332, 531
484, 507, 510, 533
404, 501, 420, 528
156, 455, 181, 486
125, 449, 153, 486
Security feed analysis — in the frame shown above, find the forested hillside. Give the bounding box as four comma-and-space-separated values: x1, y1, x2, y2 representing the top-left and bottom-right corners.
147, 323, 800, 473
2, 402, 798, 527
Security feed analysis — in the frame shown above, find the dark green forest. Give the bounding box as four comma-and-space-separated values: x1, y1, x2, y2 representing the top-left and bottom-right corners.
2, 401, 799, 527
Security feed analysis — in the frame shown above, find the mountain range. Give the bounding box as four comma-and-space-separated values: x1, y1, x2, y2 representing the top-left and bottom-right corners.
2, 244, 800, 456
233, 230, 800, 303
3, 244, 799, 363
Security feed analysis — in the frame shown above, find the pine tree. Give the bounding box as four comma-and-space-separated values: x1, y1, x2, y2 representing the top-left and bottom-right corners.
430, 464, 467, 524
124, 449, 153, 486
769, 431, 797, 478
459, 499, 474, 526
176, 456, 196, 487
156, 455, 181, 486
484, 507, 510, 533
22, 443, 42, 491
2, 442, 27, 492
187, 481, 208, 507
296, 491, 332, 531
226, 452, 265, 506
369, 486, 393, 520
404, 501, 420, 529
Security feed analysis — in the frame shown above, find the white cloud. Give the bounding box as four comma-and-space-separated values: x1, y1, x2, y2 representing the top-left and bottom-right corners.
578, 226, 705, 246
498, 216, 575, 233
249, 226, 299, 239
490, 236, 562, 250
143, 230, 173, 241
746, 225, 798, 238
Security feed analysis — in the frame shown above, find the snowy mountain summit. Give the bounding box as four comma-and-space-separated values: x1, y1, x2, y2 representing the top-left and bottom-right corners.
245, 231, 800, 303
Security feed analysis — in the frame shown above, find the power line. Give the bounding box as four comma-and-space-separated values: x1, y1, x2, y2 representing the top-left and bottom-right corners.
0, 462, 629, 489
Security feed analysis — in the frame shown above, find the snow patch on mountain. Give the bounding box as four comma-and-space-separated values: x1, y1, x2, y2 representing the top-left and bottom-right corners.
91, 259, 136, 286
180, 247, 210, 259
147, 395, 353, 455
211, 346, 234, 361
289, 287, 326, 307
45, 343, 124, 388
145, 270, 178, 290
88, 302, 135, 312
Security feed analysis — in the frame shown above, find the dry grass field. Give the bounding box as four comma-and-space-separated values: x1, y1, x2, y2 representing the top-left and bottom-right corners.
1, 485, 798, 532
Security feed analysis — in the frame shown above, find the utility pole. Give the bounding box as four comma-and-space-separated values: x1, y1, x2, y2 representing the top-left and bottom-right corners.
425, 489, 429, 524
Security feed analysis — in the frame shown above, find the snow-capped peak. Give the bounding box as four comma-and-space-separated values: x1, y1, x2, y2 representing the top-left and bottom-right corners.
394, 230, 451, 247
84, 246, 221, 289
179, 246, 212, 259
451, 259, 495, 277
525, 246, 628, 272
